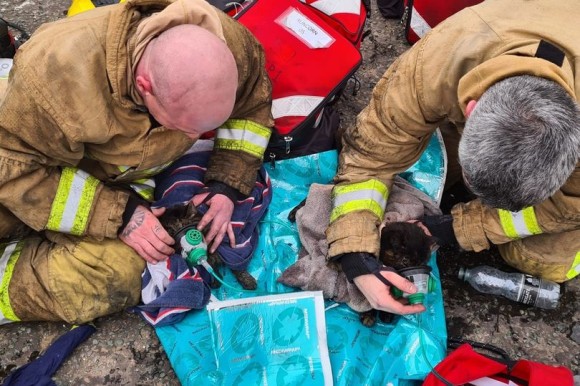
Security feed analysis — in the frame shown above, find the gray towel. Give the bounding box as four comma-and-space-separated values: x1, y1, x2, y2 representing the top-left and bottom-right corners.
277, 177, 442, 312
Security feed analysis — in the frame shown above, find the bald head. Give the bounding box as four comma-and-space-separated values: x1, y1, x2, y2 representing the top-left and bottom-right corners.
135, 24, 238, 137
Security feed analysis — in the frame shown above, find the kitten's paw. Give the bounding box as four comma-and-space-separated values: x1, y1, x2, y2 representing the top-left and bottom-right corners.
359, 310, 377, 327
233, 270, 258, 290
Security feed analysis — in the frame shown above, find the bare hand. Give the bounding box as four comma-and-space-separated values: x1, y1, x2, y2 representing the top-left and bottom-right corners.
119, 205, 175, 264
192, 193, 235, 253
354, 271, 426, 315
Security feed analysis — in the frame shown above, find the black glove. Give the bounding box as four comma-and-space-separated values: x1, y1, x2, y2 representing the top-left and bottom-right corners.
204, 180, 246, 204
337, 252, 396, 286
422, 214, 457, 247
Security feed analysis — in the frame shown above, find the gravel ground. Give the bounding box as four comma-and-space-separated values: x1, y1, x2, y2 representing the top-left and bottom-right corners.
0, 1, 578, 385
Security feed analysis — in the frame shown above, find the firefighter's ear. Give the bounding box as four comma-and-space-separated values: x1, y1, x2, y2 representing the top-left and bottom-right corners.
135, 74, 153, 96
465, 100, 478, 118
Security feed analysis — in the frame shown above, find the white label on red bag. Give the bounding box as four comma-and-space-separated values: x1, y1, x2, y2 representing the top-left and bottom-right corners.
469, 376, 521, 386
277, 7, 335, 49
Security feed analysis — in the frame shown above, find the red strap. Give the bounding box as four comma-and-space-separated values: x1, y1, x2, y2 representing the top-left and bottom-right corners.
423, 344, 507, 386
511, 360, 574, 386
423, 344, 575, 386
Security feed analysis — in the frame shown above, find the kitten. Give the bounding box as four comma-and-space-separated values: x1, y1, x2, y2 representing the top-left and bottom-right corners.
358, 221, 438, 327
158, 202, 258, 290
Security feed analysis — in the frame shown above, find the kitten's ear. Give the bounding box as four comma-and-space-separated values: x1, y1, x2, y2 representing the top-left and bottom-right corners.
429, 236, 441, 252
185, 202, 198, 218
379, 226, 391, 247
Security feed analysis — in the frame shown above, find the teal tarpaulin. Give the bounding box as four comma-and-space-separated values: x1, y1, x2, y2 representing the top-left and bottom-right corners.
156, 131, 447, 385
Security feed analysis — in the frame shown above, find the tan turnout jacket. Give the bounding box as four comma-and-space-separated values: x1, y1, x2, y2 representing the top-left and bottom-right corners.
327, 0, 580, 258
0, 0, 273, 240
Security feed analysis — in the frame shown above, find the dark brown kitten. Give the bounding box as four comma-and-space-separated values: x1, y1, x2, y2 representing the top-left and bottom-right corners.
158, 203, 257, 290
359, 221, 438, 327
378, 222, 436, 269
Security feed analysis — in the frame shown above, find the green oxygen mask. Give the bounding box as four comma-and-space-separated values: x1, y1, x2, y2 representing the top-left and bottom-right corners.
175, 226, 208, 267
390, 266, 436, 305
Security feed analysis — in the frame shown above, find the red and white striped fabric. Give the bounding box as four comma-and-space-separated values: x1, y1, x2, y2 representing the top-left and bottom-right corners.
422, 343, 574, 386
299, 0, 366, 46
403, 0, 483, 44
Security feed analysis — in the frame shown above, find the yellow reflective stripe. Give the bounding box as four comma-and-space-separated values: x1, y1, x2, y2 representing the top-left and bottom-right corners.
330, 179, 389, 223
330, 199, 385, 223
132, 177, 155, 187
214, 119, 271, 158
130, 184, 155, 201
47, 167, 100, 235
498, 210, 518, 239
498, 207, 542, 240
566, 251, 580, 280
0, 241, 23, 323
130, 178, 155, 201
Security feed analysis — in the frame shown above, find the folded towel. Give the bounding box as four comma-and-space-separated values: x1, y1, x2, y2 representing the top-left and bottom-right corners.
277, 177, 441, 312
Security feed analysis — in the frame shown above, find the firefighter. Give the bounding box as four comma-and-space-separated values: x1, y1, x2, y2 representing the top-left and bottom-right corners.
327, 0, 580, 315
0, 0, 273, 323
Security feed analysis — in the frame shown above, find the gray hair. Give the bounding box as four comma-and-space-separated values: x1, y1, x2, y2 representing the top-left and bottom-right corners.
459, 75, 580, 211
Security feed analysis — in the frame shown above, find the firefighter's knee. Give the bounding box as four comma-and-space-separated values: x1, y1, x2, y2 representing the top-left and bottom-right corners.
497, 229, 580, 283
6, 235, 145, 324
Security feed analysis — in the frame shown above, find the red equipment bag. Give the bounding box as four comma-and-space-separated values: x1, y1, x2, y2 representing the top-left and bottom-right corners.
423, 343, 574, 386
298, 0, 368, 47
402, 0, 483, 45
234, 0, 366, 161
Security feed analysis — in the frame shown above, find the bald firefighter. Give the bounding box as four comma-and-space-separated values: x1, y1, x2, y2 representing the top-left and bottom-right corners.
0, 0, 273, 323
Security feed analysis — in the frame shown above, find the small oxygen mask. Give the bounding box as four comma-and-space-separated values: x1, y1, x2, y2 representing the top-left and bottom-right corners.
391, 266, 436, 305
174, 226, 208, 267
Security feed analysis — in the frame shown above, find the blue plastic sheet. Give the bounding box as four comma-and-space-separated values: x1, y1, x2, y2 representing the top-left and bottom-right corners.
156, 132, 447, 385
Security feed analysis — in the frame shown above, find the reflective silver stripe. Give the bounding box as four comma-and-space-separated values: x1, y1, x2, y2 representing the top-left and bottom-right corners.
215, 120, 271, 158
0, 242, 16, 288
59, 170, 90, 233
498, 207, 542, 240
410, 7, 431, 38
216, 128, 269, 149
330, 180, 389, 222
511, 210, 533, 237
305, 0, 360, 15
271, 96, 325, 119
333, 189, 387, 211
47, 168, 99, 235
130, 179, 156, 201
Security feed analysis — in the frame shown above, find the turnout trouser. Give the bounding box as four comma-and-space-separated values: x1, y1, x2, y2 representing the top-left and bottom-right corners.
0, 232, 145, 324
440, 123, 580, 283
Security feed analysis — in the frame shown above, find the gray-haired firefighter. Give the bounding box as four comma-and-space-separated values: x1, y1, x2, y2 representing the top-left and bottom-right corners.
328, 0, 580, 315
0, 0, 273, 324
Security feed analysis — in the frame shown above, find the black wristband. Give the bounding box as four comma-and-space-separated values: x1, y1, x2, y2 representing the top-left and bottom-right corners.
205, 181, 246, 204
422, 214, 457, 246
338, 252, 381, 282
